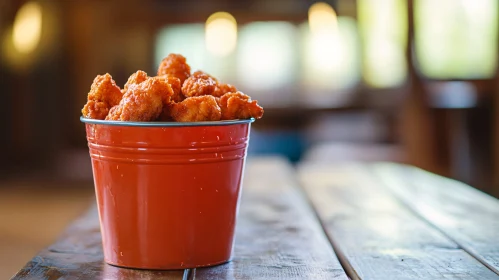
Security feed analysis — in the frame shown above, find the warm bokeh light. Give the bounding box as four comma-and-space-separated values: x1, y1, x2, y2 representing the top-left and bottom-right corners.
301, 17, 361, 92
308, 2, 338, 34
12, 1, 42, 54
205, 12, 237, 57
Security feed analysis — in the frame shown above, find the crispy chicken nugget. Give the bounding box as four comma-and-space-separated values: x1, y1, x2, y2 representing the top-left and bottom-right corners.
155, 75, 183, 102
105, 105, 123, 121
157, 54, 191, 83
213, 83, 237, 97
181, 71, 218, 97
106, 78, 173, 121
124, 70, 183, 103
82, 100, 110, 120
182, 71, 237, 98
82, 74, 123, 120
219, 92, 264, 120
170, 95, 221, 122
123, 70, 148, 93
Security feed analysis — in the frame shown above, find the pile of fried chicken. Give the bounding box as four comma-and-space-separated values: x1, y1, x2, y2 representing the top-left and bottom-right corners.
82, 54, 264, 122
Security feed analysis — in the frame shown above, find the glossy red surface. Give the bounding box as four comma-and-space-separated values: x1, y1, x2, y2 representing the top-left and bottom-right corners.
85, 122, 250, 269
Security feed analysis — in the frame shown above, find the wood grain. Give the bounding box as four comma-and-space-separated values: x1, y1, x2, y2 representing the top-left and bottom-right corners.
299, 162, 499, 280
12, 157, 347, 279
195, 157, 348, 279
372, 163, 499, 275
11, 207, 184, 280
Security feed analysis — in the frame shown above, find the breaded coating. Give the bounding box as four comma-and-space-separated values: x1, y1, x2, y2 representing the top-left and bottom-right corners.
157, 54, 191, 83
82, 74, 123, 120
170, 95, 221, 122
182, 71, 237, 98
106, 78, 173, 121
105, 105, 123, 121
82, 100, 110, 120
124, 70, 148, 92
192, 70, 217, 80
181, 71, 217, 97
213, 83, 237, 97
219, 92, 264, 120
155, 75, 183, 102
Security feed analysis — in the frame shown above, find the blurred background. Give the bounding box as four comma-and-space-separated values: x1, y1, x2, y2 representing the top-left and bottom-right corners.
1, 0, 499, 277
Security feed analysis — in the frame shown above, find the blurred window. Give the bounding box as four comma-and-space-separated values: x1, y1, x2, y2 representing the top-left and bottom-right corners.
236, 22, 297, 92
358, 0, 408, 88
300, 16, 361, 92
155, 24, 206, 72
235, 21, 298, 106
415, 0, 498, 79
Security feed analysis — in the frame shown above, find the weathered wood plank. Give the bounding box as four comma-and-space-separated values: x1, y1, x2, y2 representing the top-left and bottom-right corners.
194, 157, 348, 279
299, 162, 499, 280
372, 163, 499, 275
11, 207, 184, 280
13, 157, 347, 280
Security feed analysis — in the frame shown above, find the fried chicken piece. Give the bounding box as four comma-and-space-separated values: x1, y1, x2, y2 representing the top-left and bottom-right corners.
155, 75, 183, 102
82, 74, 123, 119
105, 105, 123, 121
182, 70, 237, 98
123, 71, 183, 102
157, 54, 191, 83
82, 100, 110, 120
123, 70, 148, 93
170, 95, 221, 122
181, 71, 217, 97
105, 78, 173, 121
192, 70, 216, 80
213, 83, 237, 97
219, 92, 264, 120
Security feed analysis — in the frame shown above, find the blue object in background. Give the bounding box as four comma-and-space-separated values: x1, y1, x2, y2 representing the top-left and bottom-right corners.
247, 128, 306, 163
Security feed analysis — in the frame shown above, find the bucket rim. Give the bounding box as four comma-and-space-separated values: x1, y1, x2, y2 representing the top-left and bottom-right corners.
80, 116, 255, 127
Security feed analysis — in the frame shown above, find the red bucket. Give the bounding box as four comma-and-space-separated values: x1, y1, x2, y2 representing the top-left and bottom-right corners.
81, 117, 253, 269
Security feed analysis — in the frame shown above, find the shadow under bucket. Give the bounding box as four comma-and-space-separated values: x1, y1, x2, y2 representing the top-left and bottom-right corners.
81, 117, 254, 269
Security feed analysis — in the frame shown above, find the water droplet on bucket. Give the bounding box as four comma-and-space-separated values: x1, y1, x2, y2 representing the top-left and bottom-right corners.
120, 252, 123, 256
116, 165, 119, 170
216, 136, 220, 141
216, 190, 219, 192
121, 174, 123, 177
200, 187, 203, 190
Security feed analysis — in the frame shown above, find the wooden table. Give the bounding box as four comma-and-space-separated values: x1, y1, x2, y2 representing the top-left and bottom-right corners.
12, 157, 499, 279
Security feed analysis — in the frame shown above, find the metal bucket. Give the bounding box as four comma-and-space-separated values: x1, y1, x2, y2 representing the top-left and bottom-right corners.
81, 117, 253, 269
